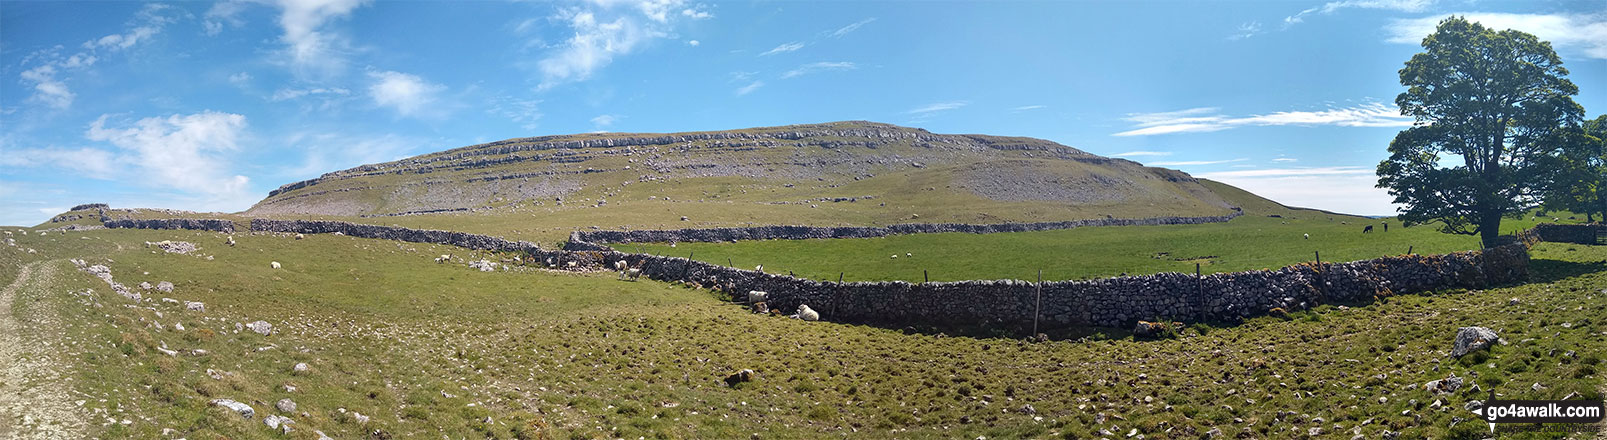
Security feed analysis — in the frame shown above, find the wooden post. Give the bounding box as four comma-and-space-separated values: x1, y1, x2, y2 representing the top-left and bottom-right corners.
924, 269, 929, 283
728, 257, 732, 267
838, 272, 844, 283
1033, 269, 1043, 336
1407, 245, 1413, 255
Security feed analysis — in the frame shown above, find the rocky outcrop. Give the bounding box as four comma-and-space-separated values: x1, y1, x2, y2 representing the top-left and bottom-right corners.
104, 218, 236, 233
571, 212, 1242, 244
70, 203, 109, 211
1450, 326, 1500, 358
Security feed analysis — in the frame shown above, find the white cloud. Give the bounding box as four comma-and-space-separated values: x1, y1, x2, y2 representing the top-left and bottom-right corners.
367, 71, 445, 118
204, 0, 251, 35
590, 114, 619, 127
781, 61, 857, 79
271, 86, 350, 101
1112, 151, 1172, 157
1113, 102, 1412, 136
1196, 166, 1395, 216
1385, 12, 1607, 59
1272, 157, 1299, 163
1230, 21, 1262, 40
1149, 158, 1248, 166
760, 42, 805, 56
830, 18, 876, 38
83, 111, 253, 204
535, 0, 700, 90
688, 39, 700, 46
228, 72, 254, 86
20, 65, 74, 109
1012, 105, 1047, 111
735, 80, 764, 96
83, 4, 178, 51
274, 0, 370, 79
907, 101, 969, 114
1285, 0, 1434, 27
681, 8, 711, 19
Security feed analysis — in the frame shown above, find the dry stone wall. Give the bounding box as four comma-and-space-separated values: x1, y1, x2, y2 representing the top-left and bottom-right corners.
571, 212, 1242, 244
103, 218, 236, 233
100, 216, 1545, 331
1530, 224, 1603, 244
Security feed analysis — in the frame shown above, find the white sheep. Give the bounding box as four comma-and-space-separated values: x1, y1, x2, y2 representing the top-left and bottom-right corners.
906, 252, 912, 257
270, 261, 281, 269
1303, 233, 1309, 240
890, 254, 897, 259
755, 264, 764, 272
225, 236, 236, 246
294, 233, 305, 240
625, 268, 641, 280
797, 304, 820, 322
747, 290, 768, 304
436, 254, 451, 263
566, 261, 577, 268
614, 260, 628, 271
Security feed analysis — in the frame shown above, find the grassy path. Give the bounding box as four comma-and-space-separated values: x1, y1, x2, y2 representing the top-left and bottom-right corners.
0, 260, 86, 439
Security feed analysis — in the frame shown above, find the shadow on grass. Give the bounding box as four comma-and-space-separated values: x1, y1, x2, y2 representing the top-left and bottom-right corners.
1526, 258, 1607, 285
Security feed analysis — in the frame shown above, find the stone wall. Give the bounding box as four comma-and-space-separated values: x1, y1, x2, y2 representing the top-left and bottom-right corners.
103, 218, 236, 233
570, 212, 1242, 245
94, 216, 1542, 331
1530, 223, 1603, 245
71, 203, 109, 211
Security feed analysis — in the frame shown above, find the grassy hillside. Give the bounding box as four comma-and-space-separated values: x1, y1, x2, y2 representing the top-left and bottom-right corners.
3, 221, 1602, 439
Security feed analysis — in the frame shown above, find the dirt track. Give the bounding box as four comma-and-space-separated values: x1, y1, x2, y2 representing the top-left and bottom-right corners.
0, 261, 85, 439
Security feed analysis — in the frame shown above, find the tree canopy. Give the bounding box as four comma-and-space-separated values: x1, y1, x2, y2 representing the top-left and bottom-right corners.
1376, 16, 1583, 248
1541, 115, 1607, 222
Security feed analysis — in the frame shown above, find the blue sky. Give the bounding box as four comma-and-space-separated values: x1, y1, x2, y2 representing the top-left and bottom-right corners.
2, 0, 1604, 225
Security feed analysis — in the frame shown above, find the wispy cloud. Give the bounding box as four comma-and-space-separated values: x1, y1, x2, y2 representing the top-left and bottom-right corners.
830, 18, 876, 38
17, 4, 176, 110
590, 114, 619, 128
734, 80, 764, 96
1285, 0, 1434, 27
1272, 157, 1299, 163
1113, 102, 1412, 136
1385, 12, 1607, 59
535, 0, 708, 90
781, 61, 856, 79
907, 101, 969, 114
1112, 151, 1173, 158
1196, 166, 1374, 178
1012, 105, 1047, 111
1229, 21, 1263, 40
367, 71, 447, 118
488, 97, 542, 131
270, 86, 350, 102
1149, 158, 1247, 166
760, 42, 805, 56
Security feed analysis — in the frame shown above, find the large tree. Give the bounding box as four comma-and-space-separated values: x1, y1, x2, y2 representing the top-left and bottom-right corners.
1377, 16, 1583, 248
1540, 115, 1606, 222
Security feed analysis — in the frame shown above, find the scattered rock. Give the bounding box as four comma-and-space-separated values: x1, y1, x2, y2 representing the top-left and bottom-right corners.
185, 301, 205, 312
270, 261, 281, 269
210, 399, 255, 419
156, 281, 174, 293
276, 398, 296, 413
1424, 374, 1463, 394
1451, 327, 1499, 358
292, 362, 310, 373
264, 414, 294, 433
247, 320, 273, 335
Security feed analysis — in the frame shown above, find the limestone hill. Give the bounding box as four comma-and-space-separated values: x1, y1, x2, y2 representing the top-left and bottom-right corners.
245, 121, 1240, 227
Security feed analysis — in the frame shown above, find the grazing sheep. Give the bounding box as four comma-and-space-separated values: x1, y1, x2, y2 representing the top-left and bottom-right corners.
566, 261, 577, 268
294, 233, 305, 240
1303, 233, 1309, 240
225, 236, 236, 246
614, 260, 628, 271
890, 254, 897, 259
754, 265, 763, 272
435, 255, 451, 264
625, 268, 641, 280
797, 304, 820, 322
1363, 225, 1374, 233
906, 252, 912, 257
724, 369, 754, 387
270, 261, 281, 269
747, 290, 768, 304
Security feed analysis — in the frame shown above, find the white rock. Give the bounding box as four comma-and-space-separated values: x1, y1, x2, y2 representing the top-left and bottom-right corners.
210, 399, 255, 419
247, 320, 273, 335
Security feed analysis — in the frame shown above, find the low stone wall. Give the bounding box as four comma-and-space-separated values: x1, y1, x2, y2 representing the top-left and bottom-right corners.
571, 212, 1243, 244
1531, 224, 1603, 244
103, 218, 236, 233
248, 219, 544, 253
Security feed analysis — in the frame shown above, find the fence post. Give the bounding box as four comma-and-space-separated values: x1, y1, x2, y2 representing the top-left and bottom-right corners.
924, 269, 929, 283
1408, 245, 1413, 255
728, 257, 733, 267
1033, 269, 1043, 337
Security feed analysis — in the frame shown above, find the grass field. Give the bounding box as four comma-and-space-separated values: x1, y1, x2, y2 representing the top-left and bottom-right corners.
3, 221, 1604, 439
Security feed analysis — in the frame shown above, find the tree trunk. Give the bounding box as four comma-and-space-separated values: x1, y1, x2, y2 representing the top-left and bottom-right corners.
1480, 210, 1503, 249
